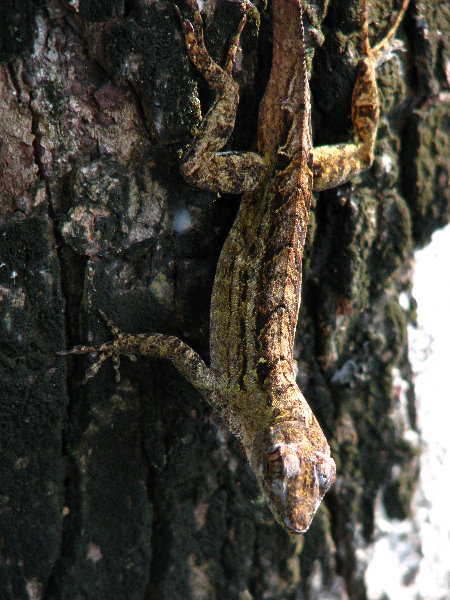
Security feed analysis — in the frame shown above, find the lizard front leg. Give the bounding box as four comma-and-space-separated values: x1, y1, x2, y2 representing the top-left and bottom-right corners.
176, 0, 267, 193
60, 311, 223, 410
312, 0, 410, 191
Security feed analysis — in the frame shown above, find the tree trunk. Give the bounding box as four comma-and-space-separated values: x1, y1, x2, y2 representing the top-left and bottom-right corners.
0, 1, 448, 599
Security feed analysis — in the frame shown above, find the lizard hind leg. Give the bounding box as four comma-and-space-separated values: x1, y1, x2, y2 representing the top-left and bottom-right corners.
312, 0, 409, 191
176, 0, 266, 193
351, 0, 410, 167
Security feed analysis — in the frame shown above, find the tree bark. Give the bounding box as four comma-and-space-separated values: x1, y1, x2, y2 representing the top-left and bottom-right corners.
0, 1, 448, 599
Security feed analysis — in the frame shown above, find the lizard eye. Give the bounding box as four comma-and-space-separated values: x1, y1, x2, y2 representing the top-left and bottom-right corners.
314, 453, 336, 491
265, 448, 283, 478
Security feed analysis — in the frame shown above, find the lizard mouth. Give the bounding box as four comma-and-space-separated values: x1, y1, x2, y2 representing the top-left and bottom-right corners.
282, 512, 314, 534
279, 495, 321, 534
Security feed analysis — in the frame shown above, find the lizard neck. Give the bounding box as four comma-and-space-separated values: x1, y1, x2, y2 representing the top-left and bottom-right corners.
222, 363, 309, 443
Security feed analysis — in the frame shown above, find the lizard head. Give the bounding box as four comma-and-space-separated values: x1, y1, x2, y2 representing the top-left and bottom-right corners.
247, 424, 336, 533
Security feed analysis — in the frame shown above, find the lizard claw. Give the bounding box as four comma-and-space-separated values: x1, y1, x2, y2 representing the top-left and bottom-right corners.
97, 309, 121, 337
58, 310, 124, 384
81, 343, 120, 384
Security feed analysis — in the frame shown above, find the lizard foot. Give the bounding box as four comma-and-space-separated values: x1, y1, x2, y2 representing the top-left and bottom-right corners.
360, 0, 409, 66
174, 0, 248, 88
58, 310, 137, 384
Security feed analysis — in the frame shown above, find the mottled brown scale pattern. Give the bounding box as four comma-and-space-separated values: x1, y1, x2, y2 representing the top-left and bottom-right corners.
63, 0, 410, 533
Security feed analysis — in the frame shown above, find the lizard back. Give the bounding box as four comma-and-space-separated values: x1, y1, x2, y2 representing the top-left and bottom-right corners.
210, 0, 313, 404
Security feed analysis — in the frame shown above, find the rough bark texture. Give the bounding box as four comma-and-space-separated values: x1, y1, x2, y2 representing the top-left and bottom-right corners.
0, 1, 448, 599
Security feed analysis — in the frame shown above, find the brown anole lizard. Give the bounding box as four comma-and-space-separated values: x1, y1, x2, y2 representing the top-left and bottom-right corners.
63, 0, 410, 533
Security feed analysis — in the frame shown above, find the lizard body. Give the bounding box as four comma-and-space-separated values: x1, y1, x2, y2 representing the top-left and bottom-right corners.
64, 0, 410, 533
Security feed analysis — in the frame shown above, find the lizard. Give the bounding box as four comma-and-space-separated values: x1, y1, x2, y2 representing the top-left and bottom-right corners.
62, 0, 410, 533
